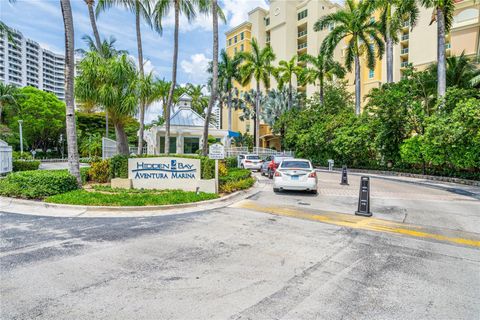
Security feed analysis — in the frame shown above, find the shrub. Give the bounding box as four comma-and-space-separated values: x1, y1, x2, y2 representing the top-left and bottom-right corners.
110, 155, 129, 179
219, 168, 251, 184
12, 160, 40, 171
220, 177, 255, 193
218, 161, 228, 177
12, 151, 33, 160
88, 160, 110, 183
225, 156, 238, 168
0, 170, 79, 199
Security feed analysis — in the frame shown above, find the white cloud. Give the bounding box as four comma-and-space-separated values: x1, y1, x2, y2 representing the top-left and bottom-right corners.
221, 0, 268, 27
180, 53, 211, 84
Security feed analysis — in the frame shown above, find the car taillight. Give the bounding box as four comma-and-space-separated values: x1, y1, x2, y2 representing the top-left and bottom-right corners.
275, 171, 282, 177
308, 171, 317, 178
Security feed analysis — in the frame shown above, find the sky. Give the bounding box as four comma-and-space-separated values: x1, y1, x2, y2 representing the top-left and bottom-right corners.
1, 0, 275, 85
1, 0, 342, 122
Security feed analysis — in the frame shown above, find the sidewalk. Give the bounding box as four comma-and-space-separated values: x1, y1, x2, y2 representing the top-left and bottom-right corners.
317, 169, 480, 201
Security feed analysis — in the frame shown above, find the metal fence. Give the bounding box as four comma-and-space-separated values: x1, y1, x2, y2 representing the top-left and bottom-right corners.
225, 147, 249, 157
0, 140, 12, 174
102, 137, 147, 159
224, 146, 294, 159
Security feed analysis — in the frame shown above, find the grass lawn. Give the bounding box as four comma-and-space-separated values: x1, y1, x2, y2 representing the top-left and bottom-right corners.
45, 189, 219, 206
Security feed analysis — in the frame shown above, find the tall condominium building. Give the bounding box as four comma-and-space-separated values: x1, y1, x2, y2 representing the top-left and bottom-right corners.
224, 0, 480, 141
0, 29, 65, 100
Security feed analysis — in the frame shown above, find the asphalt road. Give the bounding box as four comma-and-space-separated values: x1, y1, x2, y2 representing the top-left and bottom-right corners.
1, 172, 479, 319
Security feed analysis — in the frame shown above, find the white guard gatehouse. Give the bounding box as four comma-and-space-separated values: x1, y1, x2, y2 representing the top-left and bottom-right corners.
144, 93, 229, 155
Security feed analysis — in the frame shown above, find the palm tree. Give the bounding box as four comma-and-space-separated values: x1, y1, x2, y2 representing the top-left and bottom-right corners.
60, 0, 82, 186
238, 38, 276, 148
153, 78, 171, 116
96, 0, 153, 154
153, 0, 199, 154
262, 89, 299, 147
375, 0, 419, 83
211, 49, 242, 133
420, 0, 455, 99
427, 51, 480, 88
186, 84, 208, 114
299, 52, 346, 104
274, 56, 303, 109
84, 0, 102, 49
315, 0, 384, 115
76, 52, 139, 154
137, 72, 163, 152
0, 83, 20, 124
202, 0, 223, 155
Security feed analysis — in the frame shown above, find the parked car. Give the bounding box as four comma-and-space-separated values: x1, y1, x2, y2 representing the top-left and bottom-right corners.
261, 155, 294, 179
273, 159, 318, 194
239, 154, 264, 171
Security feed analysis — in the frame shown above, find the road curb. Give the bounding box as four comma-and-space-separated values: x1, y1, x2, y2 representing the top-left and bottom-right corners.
0, 180, 263, 217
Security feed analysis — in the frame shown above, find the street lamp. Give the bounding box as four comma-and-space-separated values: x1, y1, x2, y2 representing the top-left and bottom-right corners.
17, 120, 23, 155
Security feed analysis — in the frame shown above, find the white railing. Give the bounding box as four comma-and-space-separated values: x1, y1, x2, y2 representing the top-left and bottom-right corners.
253, 147, 294, 158
225, 147, 249, 157
298, 42, 307, 50
0, 140, 12, 174
102, 137, 117, 159
401, 48, 409, 54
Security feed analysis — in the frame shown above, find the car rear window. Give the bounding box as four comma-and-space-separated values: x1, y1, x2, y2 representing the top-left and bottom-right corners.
281, 161, 311, 169
247, 155, 260, 160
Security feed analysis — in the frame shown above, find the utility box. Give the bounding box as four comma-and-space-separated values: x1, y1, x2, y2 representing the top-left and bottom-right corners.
0, 140, 12, 175
328, 159, 334, 171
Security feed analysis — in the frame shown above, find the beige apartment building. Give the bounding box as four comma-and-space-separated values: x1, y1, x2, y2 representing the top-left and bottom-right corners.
224, 0, 479, 143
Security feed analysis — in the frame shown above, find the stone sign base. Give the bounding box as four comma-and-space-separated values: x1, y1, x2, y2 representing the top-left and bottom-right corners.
110, 178, 216, 193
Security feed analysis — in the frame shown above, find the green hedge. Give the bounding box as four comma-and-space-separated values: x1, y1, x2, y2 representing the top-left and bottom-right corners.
12, 160, 41, 172
109, 154, 215, 180
225, 156, 238, 168
0, 170, 79, 199
219, 168, 251, 184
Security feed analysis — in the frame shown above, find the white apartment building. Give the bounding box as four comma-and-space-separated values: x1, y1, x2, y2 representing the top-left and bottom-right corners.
0, 29, 65, 100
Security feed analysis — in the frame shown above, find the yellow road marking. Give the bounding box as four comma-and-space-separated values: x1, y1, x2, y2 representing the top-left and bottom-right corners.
232, 200, 480, 248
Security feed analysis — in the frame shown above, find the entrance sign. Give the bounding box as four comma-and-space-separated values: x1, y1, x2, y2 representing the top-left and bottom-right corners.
128, 157, 201, 190
209, 143, 225, 160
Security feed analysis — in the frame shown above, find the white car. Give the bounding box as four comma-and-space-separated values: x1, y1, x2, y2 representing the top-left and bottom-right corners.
273, 159, 318, 194
239, 154, 264, 171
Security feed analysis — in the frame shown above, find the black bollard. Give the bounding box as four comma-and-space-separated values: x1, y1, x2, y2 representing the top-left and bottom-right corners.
355, 176, 372, 217
340, 165, 349, 185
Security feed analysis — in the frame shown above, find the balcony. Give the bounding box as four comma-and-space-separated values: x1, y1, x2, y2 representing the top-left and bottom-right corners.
401, 48, 409, 55
445, 42, 451, 49
401, 61, 409, 68
297, 42, 307, 50
298, 30, 307, 38
401, 34, 409, 41
402, 20, 410, 28
266, 36, 270, 43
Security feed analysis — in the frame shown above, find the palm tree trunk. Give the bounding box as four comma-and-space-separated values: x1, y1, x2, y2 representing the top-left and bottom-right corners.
437, 8, 447, 99
0, 102, 3, 123
202, 0, 218, 156
288, 79, 292, 109
227, 89, 232, 131
86, 1, 102, 50
61, 0, 81, 186
354, 54, 361, 115
164, 0, 179, 154
319, 77, 324, 105
386, 34, 393, 83
255, 81, 260, 148
114, 121, 129, 155
136, 2, 146, 155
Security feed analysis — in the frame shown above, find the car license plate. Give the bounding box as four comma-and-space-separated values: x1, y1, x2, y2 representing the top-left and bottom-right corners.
291, 175, 299, 180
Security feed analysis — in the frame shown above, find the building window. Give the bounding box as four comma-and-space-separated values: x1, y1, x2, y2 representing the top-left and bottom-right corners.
184, 137, 200, 154
234, 35, 237, 43
228, 39, 231, 46
265, 17, 270, 26
240, 32, 244, 40
246, 124, 250, 132
298, 9, 307, 20
159, 136, 177, 154
240, 44, 244, 52
329, 23, 335, 31
369, 69, 375, 79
